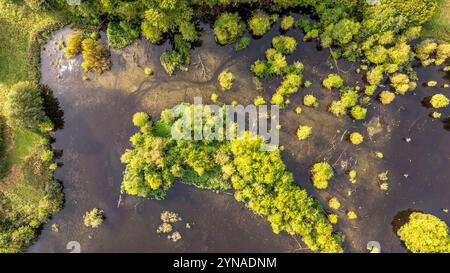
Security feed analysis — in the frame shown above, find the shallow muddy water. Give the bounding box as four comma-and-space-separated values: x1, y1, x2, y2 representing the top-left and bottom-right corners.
30, 18, 449, 253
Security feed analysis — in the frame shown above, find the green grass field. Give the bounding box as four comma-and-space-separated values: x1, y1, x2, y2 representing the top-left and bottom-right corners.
422, 0, 450, 41
0, 1, 60, 86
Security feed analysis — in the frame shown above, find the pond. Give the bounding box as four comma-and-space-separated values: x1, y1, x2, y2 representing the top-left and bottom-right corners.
29, 18, 450, 252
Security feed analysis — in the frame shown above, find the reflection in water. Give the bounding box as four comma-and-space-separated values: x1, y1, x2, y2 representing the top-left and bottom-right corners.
41, 84, 65, 131
29, 16, 450, 253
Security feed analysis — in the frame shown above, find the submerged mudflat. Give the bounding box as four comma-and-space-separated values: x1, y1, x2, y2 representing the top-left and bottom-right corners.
30, 24, 449, 253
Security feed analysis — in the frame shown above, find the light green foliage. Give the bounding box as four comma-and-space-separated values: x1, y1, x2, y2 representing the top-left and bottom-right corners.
160, 51, 181, 75
144, 67, 153, 76
427, 81, 438, 87
332, 19, 360, 46
415, 39, 450, 66
436, 43, 450, 65
271, 73, 302, 107
121, 107, 343, 252
121, 105, 231, 199
304, 29, 320, 42
323, 74, 344, 90
251, 60, 271, 78
348, 169, 357, 183
0, 82, 62, 252
179, 22, 198, 42
366, 66, 384, 86
350, 105, 367, 120
160, 34, 191, 75
64, 30, 83, 59
236, 36, 251, 51
231, 135, 342, 253
430, 94, 450, 108
328, 214, 338, 224
107, 21, 139, 49
252, 35, 303, 106
132, 112, 150, 128
364, 85, 377, 96
349, 132, 364, 145
328, 101, 347, 117
81, 38, 111, 73
281, 16, 295, 31
328, 87, 359, 117
328, 197, 340, 210
83, 208, 104, 228
4, 82, 49, 131
390, 73, 414, 94
304, 94, 318, 107
218, 70, 234, 90
432, 111, 442, 119
272, 36, 297, 54
159, 35, 191, 75
415, 39, 438, 65
254, 96, 265, 106
365, 45, 388, 64
141, 0, 194, 44
347, 211, 357, 220
379, 91, 396, 104
397, 212, 450, 253
248, 11, 273, 36
296, 125, 312, 140
265, 48, 287, 76
214, 12, 245, 45
310, 162, 334, 190
211, 93, 218, 102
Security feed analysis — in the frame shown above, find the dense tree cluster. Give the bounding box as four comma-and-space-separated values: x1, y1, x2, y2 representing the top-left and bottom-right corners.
230, 135, 342, 252
310, 162, 334, 190
121, 107, 231, 199
4, 82, 50, 131
64, 30, 82, 59
322, 74, 343, 90
328, 86, 363, 119
80, 38, 111, 73
251, 35, 302, 108
218, 70, 235, 90
0, 83, 62, 252
429, 94, 449, 108
121, 106, 343, 252
160, 35, 192, 75
107, 21, 140, 49
248, 11, 277, 37
214, 12, 245, 45
44, 0, 445, 82
397, 212, 450, 253
379, 91, 396, 104
83, 208, 104, 228
415, 39, 450, 66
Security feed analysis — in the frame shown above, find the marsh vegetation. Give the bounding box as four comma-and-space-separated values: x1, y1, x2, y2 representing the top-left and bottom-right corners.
1, 0, 450, 253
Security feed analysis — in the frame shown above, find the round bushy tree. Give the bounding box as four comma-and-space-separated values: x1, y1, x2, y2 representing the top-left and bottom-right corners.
4, 82, 48, 130
397, 212, 450, 253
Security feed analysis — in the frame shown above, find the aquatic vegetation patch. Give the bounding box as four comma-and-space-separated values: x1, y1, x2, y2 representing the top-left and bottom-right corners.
121, 106, 343, 253
397, 212, 450, 253
310, 162, 334, 190
83, 208, 104, 228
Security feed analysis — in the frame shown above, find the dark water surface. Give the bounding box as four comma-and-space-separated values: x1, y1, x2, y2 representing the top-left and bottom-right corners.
29, 20, 449, 253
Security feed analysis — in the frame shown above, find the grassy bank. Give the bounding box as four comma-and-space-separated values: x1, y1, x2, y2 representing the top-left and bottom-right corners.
0, 2, 64, 252
422, 0, 450, 41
